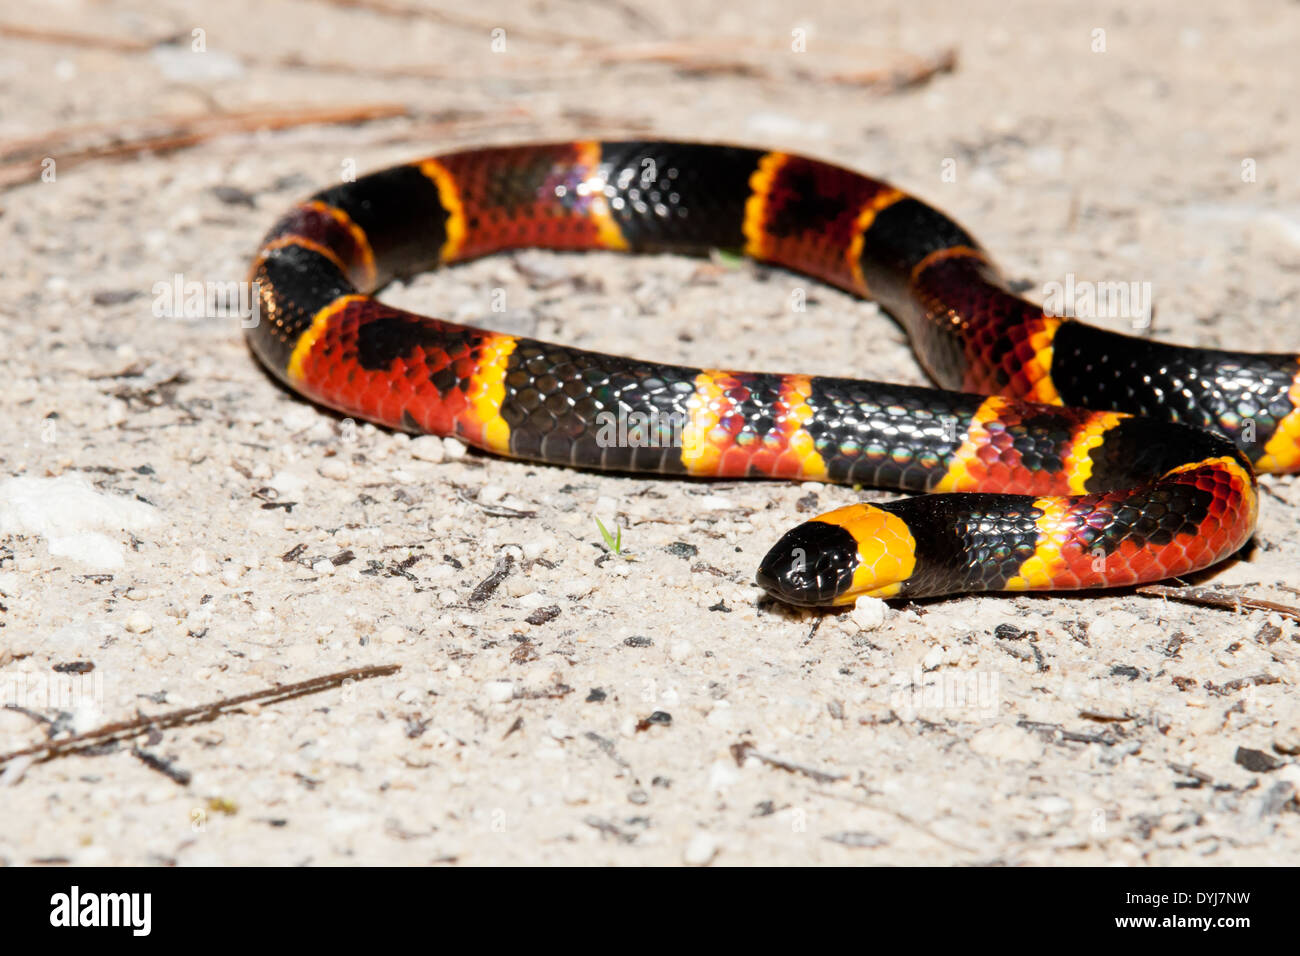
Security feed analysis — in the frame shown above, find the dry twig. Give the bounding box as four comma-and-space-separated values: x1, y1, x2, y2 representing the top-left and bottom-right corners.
730, 741, 846, 784
1136, 584, 1300, 623
0, 103, 408, 188
0, 664, 400, 770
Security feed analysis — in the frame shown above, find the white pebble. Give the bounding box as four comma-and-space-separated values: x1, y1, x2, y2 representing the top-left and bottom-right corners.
706, 702, 733, 729
319, 459, 349, 481
1274, 765, 1300, 788
485, 680, 514, 703
683, 832, 719, 865
697, 495, 732, 510
125, 611, 153, 634
922, 645, 944, 670
851, 597, 887, 631
1274, 725, 1300, 755
442, 437, 468, 460
377, 625, 406, 644
1035, 796, 1073, 815
102, 399, 128, 427
708, 758, 740, 790
523, 537, 553, 560
268, 471, 308, 495
409, 435, 445, 463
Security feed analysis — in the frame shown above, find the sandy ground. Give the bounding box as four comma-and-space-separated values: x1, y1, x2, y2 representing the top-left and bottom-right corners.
1, 0, 1299, 865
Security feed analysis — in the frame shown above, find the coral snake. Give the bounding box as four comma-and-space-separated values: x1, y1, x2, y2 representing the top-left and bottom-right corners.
247, 141, 1299, 607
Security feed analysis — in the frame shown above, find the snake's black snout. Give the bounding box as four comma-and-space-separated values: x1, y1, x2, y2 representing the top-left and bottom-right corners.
756, 521, 860, 607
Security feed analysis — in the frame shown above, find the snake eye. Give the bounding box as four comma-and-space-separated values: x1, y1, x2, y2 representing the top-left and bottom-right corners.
756, 520, 861, 607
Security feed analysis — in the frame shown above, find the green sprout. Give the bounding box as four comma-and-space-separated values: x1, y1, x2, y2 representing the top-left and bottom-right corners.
595, 516, 626, 557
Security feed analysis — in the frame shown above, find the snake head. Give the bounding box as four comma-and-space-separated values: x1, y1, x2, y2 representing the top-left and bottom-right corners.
756, 504, 917, 607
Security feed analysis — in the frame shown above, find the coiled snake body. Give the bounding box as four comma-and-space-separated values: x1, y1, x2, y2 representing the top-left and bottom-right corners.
248, 141, 1299, 606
